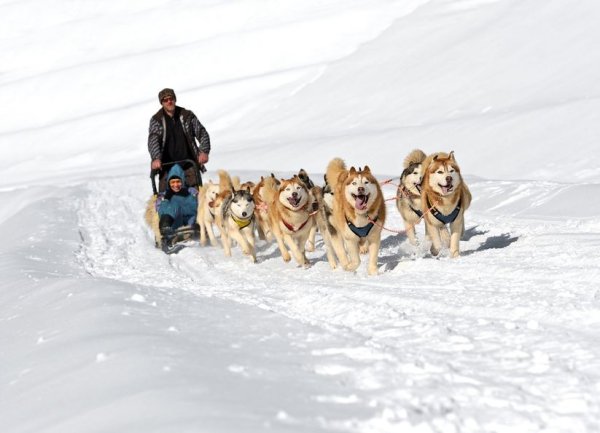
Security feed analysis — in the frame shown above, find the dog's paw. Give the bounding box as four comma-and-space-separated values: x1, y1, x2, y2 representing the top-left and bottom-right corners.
344, 262, 359, 272
368, 266, 379, 276
282, 252, 291, 262
430, 246, 440, 256
306, 242, 315, 252
359, 245, 369, 255
450, 249, 460, 258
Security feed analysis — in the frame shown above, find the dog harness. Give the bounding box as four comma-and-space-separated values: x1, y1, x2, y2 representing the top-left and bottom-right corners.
231, 214, 253, 229
282, 216, 310, 233
346, 216, 379, 238
410, 206, 423, 218
428, 197, 462, 224
399, 186, 423, 217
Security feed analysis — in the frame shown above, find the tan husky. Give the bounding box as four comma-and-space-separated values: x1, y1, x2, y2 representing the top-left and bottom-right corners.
197, 180, 221, 246
252, 174, 279, 242
144, 195, 161, 247
421, 151, 471, 258
326, 158, 386, 275
262, 175, 316, 267
396, 149, 427, 246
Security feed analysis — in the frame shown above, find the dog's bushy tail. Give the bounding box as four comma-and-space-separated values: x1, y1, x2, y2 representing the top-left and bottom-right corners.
261, 175, 279, 205
218, 169, 234, 192
403, 149, 427, 169
326, 157, 346, 187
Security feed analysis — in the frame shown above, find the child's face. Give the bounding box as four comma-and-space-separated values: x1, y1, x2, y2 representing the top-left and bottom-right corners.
169, 178, 183, 193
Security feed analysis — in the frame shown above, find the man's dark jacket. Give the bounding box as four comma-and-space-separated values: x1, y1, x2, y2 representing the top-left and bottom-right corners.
148, 107, 210, 162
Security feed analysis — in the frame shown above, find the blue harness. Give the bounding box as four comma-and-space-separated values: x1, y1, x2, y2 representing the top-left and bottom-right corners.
428, 198, 462, 224
347, 216, 378, 238
410, 206, 423, 218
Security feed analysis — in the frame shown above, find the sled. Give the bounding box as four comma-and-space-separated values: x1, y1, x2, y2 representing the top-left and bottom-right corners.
150, 159, 205, 254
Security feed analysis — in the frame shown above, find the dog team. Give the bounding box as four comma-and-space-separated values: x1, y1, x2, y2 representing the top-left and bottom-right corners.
146, 150, 471, 275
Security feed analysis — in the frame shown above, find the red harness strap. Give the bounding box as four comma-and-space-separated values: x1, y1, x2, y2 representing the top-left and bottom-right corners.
282, 217, 310, 233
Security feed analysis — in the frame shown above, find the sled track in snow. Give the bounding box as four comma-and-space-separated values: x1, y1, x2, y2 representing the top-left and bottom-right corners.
75, 175, 600, 432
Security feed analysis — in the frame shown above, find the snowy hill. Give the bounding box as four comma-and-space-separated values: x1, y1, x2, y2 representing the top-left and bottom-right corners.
1, 1, 599, 432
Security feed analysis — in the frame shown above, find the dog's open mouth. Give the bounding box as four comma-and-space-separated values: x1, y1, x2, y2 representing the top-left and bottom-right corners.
287, 196, 301, 207
352, 193, 370, 210
414, 183, 422, 193
439, 183, 453, 194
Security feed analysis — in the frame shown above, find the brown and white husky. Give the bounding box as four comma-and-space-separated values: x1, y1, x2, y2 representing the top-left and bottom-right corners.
421, 151, 471, 258
325, 158, 386, 275
262, 175, 316, 267
396, 149, 427, 246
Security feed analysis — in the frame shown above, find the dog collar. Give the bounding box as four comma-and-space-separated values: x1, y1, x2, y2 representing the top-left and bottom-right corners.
346, 216, 378, 238
428, 197, 461, 224
231, 214, 253, 229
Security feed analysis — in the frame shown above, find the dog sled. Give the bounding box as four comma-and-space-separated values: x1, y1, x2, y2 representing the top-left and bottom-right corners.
150, 159, 204, 254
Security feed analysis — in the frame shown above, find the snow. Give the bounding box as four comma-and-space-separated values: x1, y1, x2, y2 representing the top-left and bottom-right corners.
1, 0, 600, 432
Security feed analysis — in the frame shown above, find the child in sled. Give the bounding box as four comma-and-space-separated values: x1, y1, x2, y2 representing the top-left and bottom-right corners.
157, 164, 198, 236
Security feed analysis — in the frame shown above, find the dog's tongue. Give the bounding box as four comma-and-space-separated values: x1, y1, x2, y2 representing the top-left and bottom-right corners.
441, 185, 452, 194
355, 195, 368, 210
288, 197, 300, 207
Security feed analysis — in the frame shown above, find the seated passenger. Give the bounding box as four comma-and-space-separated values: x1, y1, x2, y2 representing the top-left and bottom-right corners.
158, 164, 198, 236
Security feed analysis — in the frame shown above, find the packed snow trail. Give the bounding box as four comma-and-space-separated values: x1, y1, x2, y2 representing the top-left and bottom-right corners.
72, 173, 600, 432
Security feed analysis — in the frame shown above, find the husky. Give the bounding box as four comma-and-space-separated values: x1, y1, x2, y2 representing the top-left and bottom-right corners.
262, 175, 316, 267
325, 158, 386, 275
296, 169, 319, 252
421, 151, 471, 258
215, 170, 257, 262
144, 196, 161, 247
296, 169, 337, 267
253, 174, 280, 242
396, 149, 427, 246
197, 180, 221, 246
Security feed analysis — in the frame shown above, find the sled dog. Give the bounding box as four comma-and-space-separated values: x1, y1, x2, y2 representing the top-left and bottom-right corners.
396, 149, 427, 246
215, 170, 257, 262
144, 195, 161, 246
253, 174, 279, 242
197, 180, 221, 246
296, 169, 336, 266
296, 169, 319, 252
421, 151, 471, 258
326, 158, 386, 275
262, 175, 316, 267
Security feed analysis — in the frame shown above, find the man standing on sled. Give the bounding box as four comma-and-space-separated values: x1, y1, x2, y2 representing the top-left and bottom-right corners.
148, 88, 211, 191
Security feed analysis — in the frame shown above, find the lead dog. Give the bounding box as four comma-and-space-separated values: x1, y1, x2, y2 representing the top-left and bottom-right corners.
396, 149, 427, 246
421, 151, 471, 258
326, 158, 386, 275
262, 175, 316, 267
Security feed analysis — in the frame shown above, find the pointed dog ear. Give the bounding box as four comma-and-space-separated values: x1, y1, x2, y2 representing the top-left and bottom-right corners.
433, 154, 439, 161
363, 165, 371, 173
449, 151, 455, 161
349, 167, 357, 174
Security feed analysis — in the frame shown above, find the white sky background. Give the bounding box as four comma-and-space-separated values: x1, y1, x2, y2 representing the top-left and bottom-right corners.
1, 1, 600, 432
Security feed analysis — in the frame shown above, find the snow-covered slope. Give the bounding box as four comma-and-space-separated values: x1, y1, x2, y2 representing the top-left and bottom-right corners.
1, 1, 599, 432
